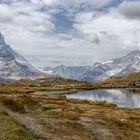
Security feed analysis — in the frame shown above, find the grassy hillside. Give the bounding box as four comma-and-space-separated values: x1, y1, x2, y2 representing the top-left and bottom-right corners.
101, 71, 140, 88
0, 76, 95, 94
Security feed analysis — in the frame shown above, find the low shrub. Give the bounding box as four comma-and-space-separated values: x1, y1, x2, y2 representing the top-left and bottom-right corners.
2, 97, 25, 113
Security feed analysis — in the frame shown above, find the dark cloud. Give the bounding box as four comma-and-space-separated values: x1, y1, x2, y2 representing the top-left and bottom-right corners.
91, 34, 100, 45
119, 1, 140, 19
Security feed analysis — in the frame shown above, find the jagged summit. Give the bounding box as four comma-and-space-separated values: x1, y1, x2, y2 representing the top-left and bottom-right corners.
43, 50, 140, 82
0, 32, 42, 80
0, 32, 28, 61
127, 50, 140, 56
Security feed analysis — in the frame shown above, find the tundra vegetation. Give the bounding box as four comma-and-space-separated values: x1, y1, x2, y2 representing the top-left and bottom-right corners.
0, 77, 140, 140
0, 93, 139, 140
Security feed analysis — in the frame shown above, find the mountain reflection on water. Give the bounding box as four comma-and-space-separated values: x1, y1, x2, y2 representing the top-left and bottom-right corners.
66, 89, 140, 108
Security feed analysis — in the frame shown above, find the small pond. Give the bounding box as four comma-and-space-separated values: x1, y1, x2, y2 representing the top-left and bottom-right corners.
66, 89, 140, 108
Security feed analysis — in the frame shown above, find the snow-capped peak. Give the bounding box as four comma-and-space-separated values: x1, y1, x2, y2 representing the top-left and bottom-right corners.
42, 50, 140, 82
0, 32, 42, 80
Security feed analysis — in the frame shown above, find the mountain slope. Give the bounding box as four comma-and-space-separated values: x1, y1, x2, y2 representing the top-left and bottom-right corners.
43, 50, 140, 82
101, 71, 140, 88
0, 32, 42, 79
80, 50, 140, 82
53, 65, 91, 80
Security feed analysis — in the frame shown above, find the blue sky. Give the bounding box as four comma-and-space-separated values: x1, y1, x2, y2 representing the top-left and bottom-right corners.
0, 0, 140, 67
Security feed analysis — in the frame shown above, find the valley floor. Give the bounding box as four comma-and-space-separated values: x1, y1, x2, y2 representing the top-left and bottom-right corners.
0, 93, 140, 140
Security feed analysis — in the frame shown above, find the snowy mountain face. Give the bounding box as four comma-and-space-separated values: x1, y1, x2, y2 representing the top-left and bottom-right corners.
53, 65, 91, 80
43, 50, 140, 82
0, 32, 42, 80
80, 51, 140, 82
43, 65, 91, 80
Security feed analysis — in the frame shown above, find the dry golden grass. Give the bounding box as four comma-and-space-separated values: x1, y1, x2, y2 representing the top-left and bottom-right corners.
0, 85, 96, 95
0, 94, 140, 140
0, 76, 96, 94
1, 97, 25, 113
101, 71, 140, 88
0, 95, 41, 113
0, 108, 33, 140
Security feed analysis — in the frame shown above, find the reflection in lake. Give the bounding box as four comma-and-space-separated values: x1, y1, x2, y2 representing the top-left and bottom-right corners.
66, 89, 140, 108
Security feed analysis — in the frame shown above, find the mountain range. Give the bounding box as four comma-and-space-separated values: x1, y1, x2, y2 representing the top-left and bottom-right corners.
1, 32, 140, 82
43, 50, 140, 82
0, 32, 42, 80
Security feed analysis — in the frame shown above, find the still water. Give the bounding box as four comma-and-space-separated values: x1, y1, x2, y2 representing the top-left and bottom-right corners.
66, 89, 140, 108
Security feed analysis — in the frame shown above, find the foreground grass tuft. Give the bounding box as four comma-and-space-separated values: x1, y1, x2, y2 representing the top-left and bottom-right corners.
0, 95, 40, 113
1, 97, 25, 113
0, 108, 33, 140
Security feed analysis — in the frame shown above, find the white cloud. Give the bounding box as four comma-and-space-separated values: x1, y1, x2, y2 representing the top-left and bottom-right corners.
73, 7, 140, 61
1, 0, 140, 67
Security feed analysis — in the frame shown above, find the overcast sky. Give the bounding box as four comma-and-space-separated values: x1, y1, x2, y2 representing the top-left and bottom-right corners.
0, 0, 140, 67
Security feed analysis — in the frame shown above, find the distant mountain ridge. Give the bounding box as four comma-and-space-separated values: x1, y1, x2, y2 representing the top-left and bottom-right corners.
0, 32, 42, 79
43, 50, 140, 82
2, 32, 140, 82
